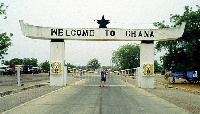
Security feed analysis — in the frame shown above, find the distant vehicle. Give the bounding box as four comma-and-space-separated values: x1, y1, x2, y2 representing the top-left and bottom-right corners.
32, 67, 41, 74
0, 65, 9, 75
5, 64, 15, 75
23, 65, 33, 74
67, 69, 73, 73
171, 71, 199, 83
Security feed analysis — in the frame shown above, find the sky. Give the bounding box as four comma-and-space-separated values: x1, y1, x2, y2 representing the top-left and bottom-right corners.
0, 0, 200, 66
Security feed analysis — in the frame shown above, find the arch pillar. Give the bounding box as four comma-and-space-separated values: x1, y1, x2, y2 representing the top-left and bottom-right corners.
139, 40, 154, 88
50, 39, 66, 86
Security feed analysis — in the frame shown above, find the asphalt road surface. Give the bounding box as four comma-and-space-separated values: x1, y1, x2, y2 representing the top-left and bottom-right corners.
3, 75, 189, 114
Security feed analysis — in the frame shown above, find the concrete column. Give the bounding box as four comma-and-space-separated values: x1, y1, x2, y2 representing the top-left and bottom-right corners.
140, 41, 154, 88
137, 67, 141, 88
17, 67, 20, 86
64, 66, 67, 86
50, 39, 65, 86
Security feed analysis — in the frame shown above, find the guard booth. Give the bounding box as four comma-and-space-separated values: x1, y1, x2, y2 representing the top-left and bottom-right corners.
19, 19, 185, 88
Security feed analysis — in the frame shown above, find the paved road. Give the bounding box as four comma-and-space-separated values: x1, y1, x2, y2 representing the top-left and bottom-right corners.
3, 75, 189, 114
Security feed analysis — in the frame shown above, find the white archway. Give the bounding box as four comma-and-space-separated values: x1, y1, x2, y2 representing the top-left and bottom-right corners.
19, 20, 185, 88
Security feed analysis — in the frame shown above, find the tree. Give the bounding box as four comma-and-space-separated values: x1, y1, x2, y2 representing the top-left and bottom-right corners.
40, 60, 50, 70
23, 58, 38, 66
87, 58, 101, 71
3, 58, 23, 65
112, 43, 140, 70
153, 5, 200, 71
65, 63, 76, 69
0, 3, 8, 19
0, 3, 12, 59
77, 66, 87, 70
154, 60, 163, 72
2, 58, 37, 66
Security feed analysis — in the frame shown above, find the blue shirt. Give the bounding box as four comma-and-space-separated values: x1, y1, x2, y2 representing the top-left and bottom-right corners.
101, 71, 106, 79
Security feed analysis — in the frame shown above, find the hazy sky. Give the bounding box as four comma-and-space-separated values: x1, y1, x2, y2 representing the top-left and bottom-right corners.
0, 0, 200, 66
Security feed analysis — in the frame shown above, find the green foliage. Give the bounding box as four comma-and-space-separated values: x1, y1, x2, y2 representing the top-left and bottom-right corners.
23, 58, 38, 66
154, 60, 163, 72
87, 58, 101, 71
153, 20, 170, 29
3, 58, 23, 65
0, 33, 12, 59
40, 60, 50, 70
102, 66, 112, 70
102, 65, 118, 71
154, 5, 200, 71
65, 63, 76, 69
3, 58, 38, 66
0, 2, 12, 59
77, 66, 87, 70
0, 2, 8, 19
112, 43, 140, 70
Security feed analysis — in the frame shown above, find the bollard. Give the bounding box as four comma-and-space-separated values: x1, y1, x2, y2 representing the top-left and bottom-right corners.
94, 72, 95, 81
79, 71, 80, 80
126, 75, 127, 82
64, 66, 67, 86
17, 67, 20, 86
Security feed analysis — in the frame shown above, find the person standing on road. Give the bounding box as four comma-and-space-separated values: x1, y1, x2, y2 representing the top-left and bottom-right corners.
100, 68, 106, 87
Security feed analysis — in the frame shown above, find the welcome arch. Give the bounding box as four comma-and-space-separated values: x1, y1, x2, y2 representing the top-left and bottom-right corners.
19, 20, 185, 88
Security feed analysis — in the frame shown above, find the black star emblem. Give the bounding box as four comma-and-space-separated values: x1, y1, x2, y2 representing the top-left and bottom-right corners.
97, 15, 110, 28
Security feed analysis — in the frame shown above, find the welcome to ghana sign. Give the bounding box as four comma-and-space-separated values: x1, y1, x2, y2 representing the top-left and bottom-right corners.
19, 20, 185, 41
19, 20, 186, 87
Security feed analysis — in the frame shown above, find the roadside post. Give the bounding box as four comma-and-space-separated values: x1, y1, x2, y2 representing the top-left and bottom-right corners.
88, 71, 89, 79
17, 67, 20, 86
93, 71, 95, 81
126, 70, 127, 82
79, 69, 80, 80
117, 71, 119, 81
137, 67, 141, 88
64, 66, 67, 86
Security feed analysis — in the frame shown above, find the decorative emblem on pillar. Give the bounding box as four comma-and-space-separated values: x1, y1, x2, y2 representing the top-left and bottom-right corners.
143, 64, 153, 76
51, 62, 62, 74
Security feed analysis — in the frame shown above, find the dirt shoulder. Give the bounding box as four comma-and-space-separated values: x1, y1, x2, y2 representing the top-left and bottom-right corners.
155, 74, 200, 91
0, 74, 82, 113
119, 75, 200, 114
0, 73, 50, 94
